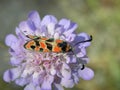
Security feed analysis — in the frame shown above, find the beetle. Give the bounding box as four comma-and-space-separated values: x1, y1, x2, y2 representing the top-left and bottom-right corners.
24, 35, 92, 53
24, 35, 92, 70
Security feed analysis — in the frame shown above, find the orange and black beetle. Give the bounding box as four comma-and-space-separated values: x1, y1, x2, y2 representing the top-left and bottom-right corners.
24, 35, 92, 70
24, 35, 92, 53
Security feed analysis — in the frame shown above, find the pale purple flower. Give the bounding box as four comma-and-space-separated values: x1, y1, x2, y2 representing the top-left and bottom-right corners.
3, 11, 94, 90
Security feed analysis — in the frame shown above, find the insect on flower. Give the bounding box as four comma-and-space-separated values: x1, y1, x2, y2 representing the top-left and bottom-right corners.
4, 11, 94, 90
24, 34, 93, 70
24, 35, 92, 53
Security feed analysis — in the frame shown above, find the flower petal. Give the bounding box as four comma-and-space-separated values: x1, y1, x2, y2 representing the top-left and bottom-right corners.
72, 73, 79, 84
3, 68, 21, 82
64, 33, 76, 42
61, 78, 74, 88
3, 70, 12, 82
5, 34, 18, 47
50, 67, 56, 75
63, 22, 77, 35
24, 83, 36, 90
36, 86, 41, 90
41, 15, 57, 26
65, 55, 77, 63
76, 47, 86, 57
54, 84, 64, 90
35, 26, 47, 36
78, 67, 94, 80
61, 63, 71, 79
28, 10, 41, 28
77, 32, 91, 47
21, 66, 34, 78
27, 20, 36, 31
41, 75, 54, 90
19, 21, 35, 35
10, 57, 22, 65
32, 72, 41, 85
59, 19, 70, 30
54, 32, 60, 39
15, 78, 29, 86
47, 23, 55, 36
15, 27, 26, 40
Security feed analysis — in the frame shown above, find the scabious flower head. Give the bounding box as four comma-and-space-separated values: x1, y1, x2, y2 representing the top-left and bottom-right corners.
3, 11, 94, 90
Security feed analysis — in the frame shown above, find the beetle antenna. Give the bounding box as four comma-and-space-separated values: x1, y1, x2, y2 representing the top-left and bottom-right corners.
71, 50, 85, 70
73, 35, 92, 47
70, 35, 93, 70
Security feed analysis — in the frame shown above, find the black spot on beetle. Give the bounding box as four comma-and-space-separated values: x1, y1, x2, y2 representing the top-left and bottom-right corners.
39, 48, 43, 52
30, 45, 35, 50
35, 41, 40, 46
57, 42, 67, 47
33, 37, 41, 40
24, 43, 27, 48
45, 42, 53, 51
46, 38, 54, 42
57, 42, 67, 52
62, 46, 67, 52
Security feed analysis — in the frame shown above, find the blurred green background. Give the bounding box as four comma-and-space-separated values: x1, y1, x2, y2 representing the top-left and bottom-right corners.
0, 0, 120, 90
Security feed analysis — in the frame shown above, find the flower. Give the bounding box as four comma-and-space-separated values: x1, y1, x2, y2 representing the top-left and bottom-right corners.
3, 11, 94, 90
